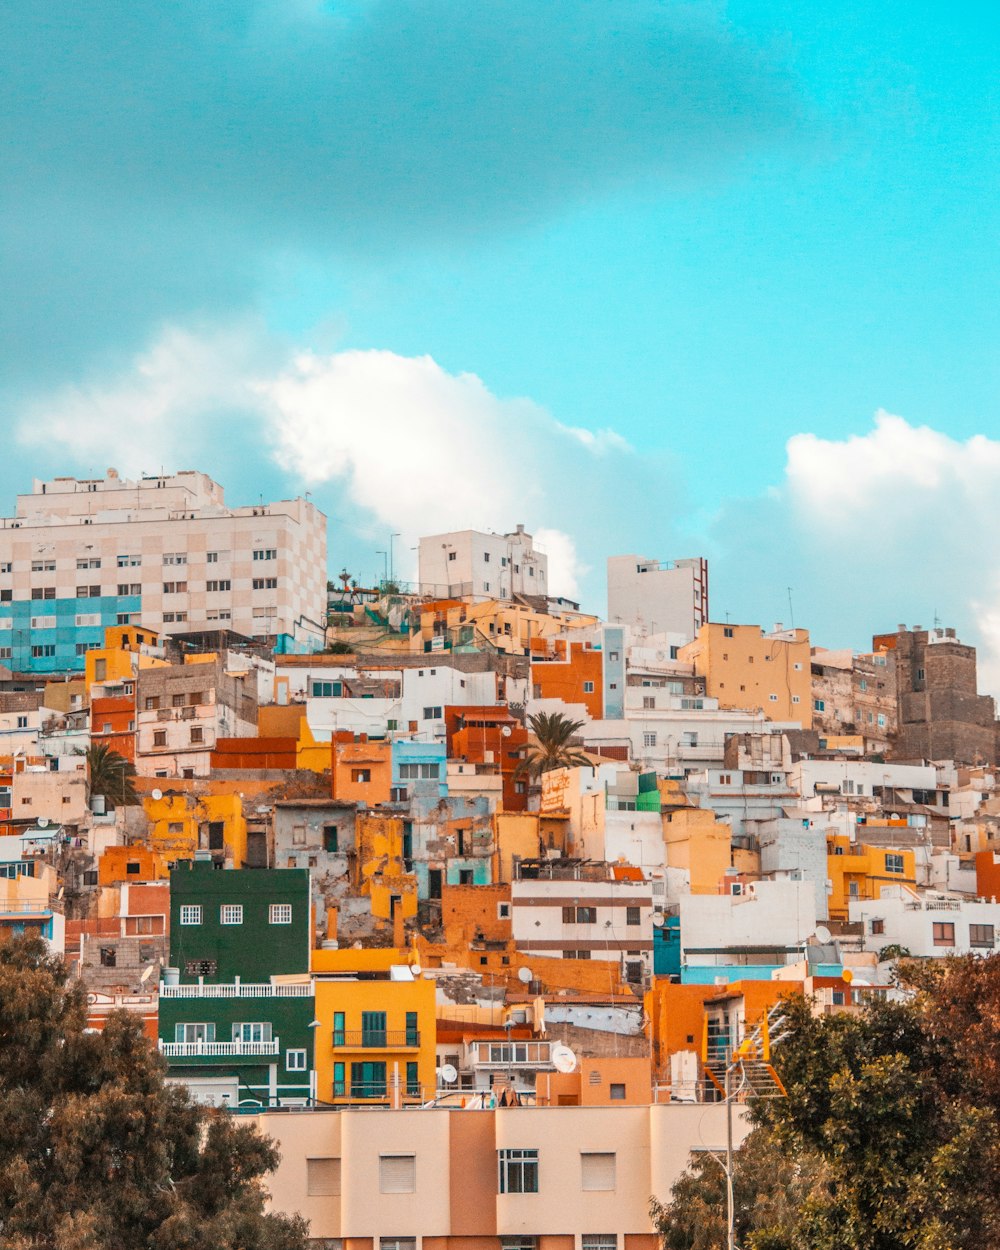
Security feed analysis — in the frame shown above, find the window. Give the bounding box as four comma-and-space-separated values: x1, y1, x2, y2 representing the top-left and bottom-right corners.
31, 645, 55, 658
885, 853, 905, 875
871, 919, 885, 935
422, 706, 442, 719
917, 667, 925, 680
117, 583, 142, 596
76, 557, 101, 569
933, 922, 955, 947
563, 949, 591, 960
582, 1237, 617, 1250
153, 730, 167, 747
306, 1157, 341, 1197
233, 1022, 273, 1043
0, 648, 10, 659
498, 1148, 538, 1194
813, 699, 825, 712
379, 1154, 416, 1194
877, 713, 886, 727
768, 693, 778, 702
253, 548, 277, 561
792, 694, 801, 704
116, 612, 138, 625
175, 1022, 214, 1044
406, 1060, 420, 1096
163, 553, 187, 566
723, 626, 734, 638
351, 1060, 386, 1098
206, 579, 231, 593
500, 1241, 537, 1250
180, 905, 202, 926
381, 1241, 416, 1250
145, 696, 160, 710
285, 1048, 307, 1071
643, 732, 656, 748
206, 551, 219, 563
220, 904, 243, 925
269, 903, 292, 925
30, 615, 56, 629
610, 1083, 626, 1100
581, 1153, 616, 1191
626, 906, 641, 926
970, 924, 995, 948
351, 768, 371, 783
100, 946, 117, 968
117, 555, 140, 567
31, 559, 55, 572
583, 681, 595, 693
253, 577, 278, 590
162, 582, 188, 594
562, 906, 596, 924
642, 696, 655, 709
448, 551, 456, 561
16, 716, 28, 729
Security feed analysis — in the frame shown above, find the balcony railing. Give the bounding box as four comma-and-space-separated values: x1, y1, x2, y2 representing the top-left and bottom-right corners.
159, 1039, 280, 1057
332, 1031, 420, 1049
160, 982, 312, 998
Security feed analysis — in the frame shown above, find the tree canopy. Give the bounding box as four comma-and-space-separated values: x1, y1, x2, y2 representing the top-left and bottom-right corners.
0, 935, 307, 1250
517, 711, 593, 779
85, 742, 140, 807
651, 957, 1000, 1250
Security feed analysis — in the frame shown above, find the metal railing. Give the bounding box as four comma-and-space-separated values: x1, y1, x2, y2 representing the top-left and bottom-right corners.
160, 982, 312, 998
159, 1039, 280, 1057
332, 1031, 420, 1048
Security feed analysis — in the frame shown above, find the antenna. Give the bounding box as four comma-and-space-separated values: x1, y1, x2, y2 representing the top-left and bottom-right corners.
787, 587, 795, 630
151, 788, 163, 801
36, 817, 49, 828
814, 925, 832, 945
438, 1063, 458, 1085
139, 963, 155, 984
517, 966, 533, 984
551, 1044, 578, 1074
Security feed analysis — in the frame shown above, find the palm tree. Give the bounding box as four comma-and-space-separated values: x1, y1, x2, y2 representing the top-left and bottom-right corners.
516, 711, 593, 779
85, 743, 139, 808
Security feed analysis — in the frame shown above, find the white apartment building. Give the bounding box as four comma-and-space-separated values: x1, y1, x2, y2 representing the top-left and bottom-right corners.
0, 469, 327, 673
851, 887, 1000, 958
607, 554, 708, 643
418, 524, 548, 600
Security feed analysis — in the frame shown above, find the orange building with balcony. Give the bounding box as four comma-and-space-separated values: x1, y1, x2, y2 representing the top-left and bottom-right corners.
331, 734, 393, 805
447, 706, 528, 811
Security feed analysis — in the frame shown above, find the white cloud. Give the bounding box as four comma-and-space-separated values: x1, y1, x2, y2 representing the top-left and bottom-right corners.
15, 326, 621, 601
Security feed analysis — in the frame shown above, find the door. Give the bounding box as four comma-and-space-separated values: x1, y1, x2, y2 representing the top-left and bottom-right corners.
207, 821, 225, 851
361, 1011, 386, 1047
428, 868, 443, 899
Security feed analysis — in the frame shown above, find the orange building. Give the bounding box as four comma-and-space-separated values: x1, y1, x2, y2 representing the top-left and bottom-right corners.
447, 706, 528, 811
975, 849, 1000, 899
530, 638, 604, 719
91, 691, 137, 761
331, 734, 393, 804
211, 737, 299, 770
98, 843, 169, 886
535, 1054, 652, 1107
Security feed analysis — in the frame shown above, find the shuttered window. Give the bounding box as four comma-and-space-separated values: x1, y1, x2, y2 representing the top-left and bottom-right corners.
581, 1152, 616, 1191
379, 1154, 416, 1194
306, 1157, 341, 1196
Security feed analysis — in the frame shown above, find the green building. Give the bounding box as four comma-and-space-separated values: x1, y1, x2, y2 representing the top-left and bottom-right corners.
158, 857, 316, 1108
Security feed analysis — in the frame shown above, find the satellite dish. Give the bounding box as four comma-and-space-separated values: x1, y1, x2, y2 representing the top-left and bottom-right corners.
151, 788, 163, 801
139, 964, 155, 984
410, 964, 422, 977
815, 925, 832, 945
501, 726, 512, 738
517, 966, 533, 984
651, 913, 665, 928
439, 1063, 458, 1085
36, 817, 49, 828
551, 1044, 578, 1074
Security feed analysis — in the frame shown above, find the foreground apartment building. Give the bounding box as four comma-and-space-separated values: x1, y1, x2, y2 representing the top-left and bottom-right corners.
252, 1102, 745, 1250
0, 468, 326, 671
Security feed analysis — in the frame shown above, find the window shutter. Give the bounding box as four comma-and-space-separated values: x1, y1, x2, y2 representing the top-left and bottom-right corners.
306, 1157, 341, 1196
379, 1154, 416, 1193
581, 1152, 616, 1191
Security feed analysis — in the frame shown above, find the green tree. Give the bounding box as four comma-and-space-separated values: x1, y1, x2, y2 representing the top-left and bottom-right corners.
516, 711, 592, 779
651, 977, 1000, 1250
85, 742, 139, 807
0, 935, 308, 1250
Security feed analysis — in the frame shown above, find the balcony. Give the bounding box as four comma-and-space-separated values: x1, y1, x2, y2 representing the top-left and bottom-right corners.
332, 1031, 420, 1049
159, 1039, 280, 1058
160, 982, 312, 998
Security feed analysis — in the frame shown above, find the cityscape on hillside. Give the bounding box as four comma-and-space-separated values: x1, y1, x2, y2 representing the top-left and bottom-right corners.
5, 467, 1000, 1244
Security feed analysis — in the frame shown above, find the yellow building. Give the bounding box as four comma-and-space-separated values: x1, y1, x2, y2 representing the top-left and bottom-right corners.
143, 789, 248, 867
663, 805, 732, 895
494, 810, 570, 882
311, 948, 436, 1105
680, 622, 812, 729
355, 812, 418, 921
85, 624, 167, 688
412, 598, 597, 656
826, 834, 917, 920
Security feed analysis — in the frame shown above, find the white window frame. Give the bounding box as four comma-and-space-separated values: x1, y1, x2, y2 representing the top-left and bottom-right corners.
269, 903, 292, 925
286, 1048, 307, 1071
220, 904, 243, 925
179, 905, 202, 926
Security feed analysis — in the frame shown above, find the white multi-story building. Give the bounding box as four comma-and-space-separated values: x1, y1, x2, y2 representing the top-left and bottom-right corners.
0, 469, 327, 673
851, 887, 1000, 958
607, 554, 708, 643
418, 524, 548, 600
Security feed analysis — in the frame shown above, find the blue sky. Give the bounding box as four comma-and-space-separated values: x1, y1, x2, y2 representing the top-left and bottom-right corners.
4, 2, 1000, 682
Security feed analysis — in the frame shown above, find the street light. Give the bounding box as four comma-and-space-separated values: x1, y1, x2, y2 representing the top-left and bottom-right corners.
389, 533, 401, 584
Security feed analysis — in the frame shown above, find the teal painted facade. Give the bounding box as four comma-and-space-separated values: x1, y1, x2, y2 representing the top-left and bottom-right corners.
161, 861, 315, 1106
0, 594, 141, 673
653, 915, 681, 978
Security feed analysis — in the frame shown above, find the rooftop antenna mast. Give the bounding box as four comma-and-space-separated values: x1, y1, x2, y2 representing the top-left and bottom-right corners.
787, 587, 795, 630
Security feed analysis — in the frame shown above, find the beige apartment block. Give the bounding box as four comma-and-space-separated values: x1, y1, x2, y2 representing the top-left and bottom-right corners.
680, 623, 812, 729
0, 469, 327, 673
251, 1102, 748, 1249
